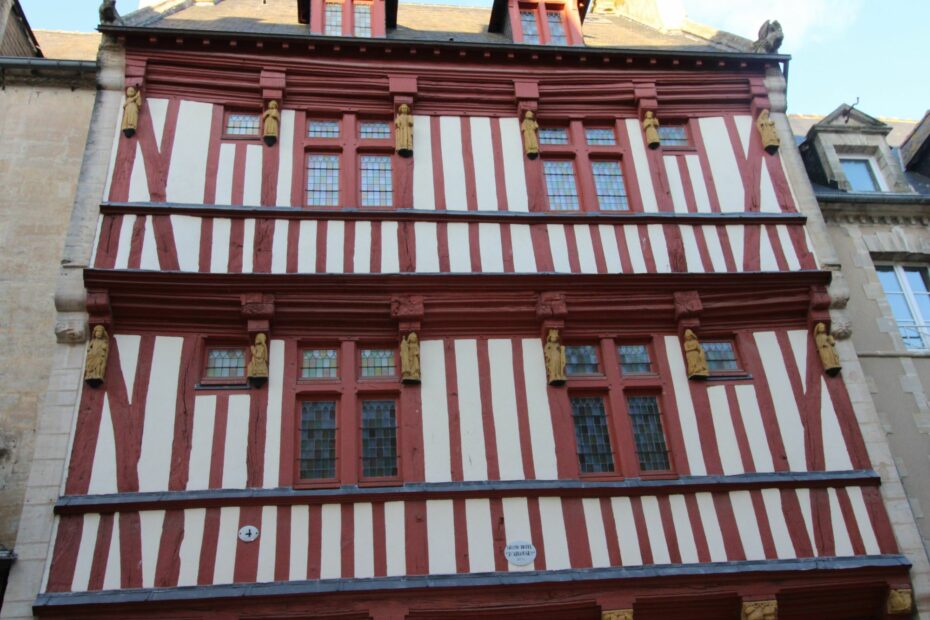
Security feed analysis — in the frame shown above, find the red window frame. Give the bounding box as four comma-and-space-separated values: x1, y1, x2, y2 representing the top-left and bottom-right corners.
302, 113, 398, 210
513, 0, 578, 45
702, 337, 745, 376
200, 340, 250, 386
657, 120, 696, 151
293, 339, 402, 488
538, 119, 635, 212
563, 336, 678, 479
222, 110, 262, 140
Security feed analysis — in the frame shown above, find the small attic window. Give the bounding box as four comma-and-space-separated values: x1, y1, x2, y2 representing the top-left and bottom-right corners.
520, 10, 541, 44
302, 0, 383, 38
513, 1, 580, 46
324, 2, 342, 35
840, 158, 882, 192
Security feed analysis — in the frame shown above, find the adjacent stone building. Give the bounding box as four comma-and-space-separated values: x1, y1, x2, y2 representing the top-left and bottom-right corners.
795, 104, 930, 565
0, 0, 99, 605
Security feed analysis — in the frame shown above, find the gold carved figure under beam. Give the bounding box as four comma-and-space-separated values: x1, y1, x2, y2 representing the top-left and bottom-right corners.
395, 104, 414, 157
263, 100, 280, 147
642, 110, 661, 149
742, 600, 777, 620
248, 333, 269, 384
813, 322, 841, 376
756, 109, 780, 154
887, 589, 913, 615
544, 328, 566, 385
683, 328, 709, 379
522, 111, 539, 160
84, 325, 109, 387
121, 86, 142, 138
401, 331, 421, 384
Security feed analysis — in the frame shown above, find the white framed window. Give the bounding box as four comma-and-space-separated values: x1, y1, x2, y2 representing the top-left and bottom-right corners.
324, 2, 343, 35
354, 3, 371, 37
839, 156, 886, 192
876, 264, 930, 350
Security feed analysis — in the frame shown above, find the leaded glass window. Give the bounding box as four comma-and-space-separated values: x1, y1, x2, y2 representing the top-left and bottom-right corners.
658, 125, 689, 146
308, 120, 340, 138
546, 11, 567, 45
627, 396, 670, 471
539, 127, 569, 145
585, 128, 616, 145
520, 10, 540, 44
300, 400, 337, 479
360, 121, 391, 139
704, 341, 739, 372
324, 2, 343, 35
543, 160, 579, 210
306, 154, 340, 206
618, 345, 652, 374
570, 397, 615, 473
591, 161, 628, 210
225, 114, 260, 136
565, 345, 599, 375
360, 155, 392, 206
205, 348, 246, 379
301, 349, 339, 379
354, 3, 372, 37
360, 348, 395, 377
361, 400, 397, 477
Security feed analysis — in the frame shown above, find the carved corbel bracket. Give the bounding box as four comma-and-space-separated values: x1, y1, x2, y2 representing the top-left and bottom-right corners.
808, 285, 831, 331
389, 75, 418, 108
125, 57, 146, 91
86, 290, 113, 330
741, 599, 777, 620
241, 293, 275, 336
674, 290, 702, 336
749, 77, 770, 118
633, 81, 658, 117
601, 610, 633, 620
260, 69, 287, 102
514, 79, 539, 116
390, 294, 424, 335
887, 588, 913, 615
84, 290, 112, 389
536, 291, 568, 336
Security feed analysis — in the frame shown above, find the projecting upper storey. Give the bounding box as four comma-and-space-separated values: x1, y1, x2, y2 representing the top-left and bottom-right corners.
123, 0, 756, 51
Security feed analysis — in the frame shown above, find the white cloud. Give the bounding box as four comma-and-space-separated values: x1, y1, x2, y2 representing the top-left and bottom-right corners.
679, 0, 863, 50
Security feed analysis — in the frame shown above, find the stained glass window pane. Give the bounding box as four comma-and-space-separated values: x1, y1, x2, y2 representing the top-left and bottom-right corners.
360, 349, 395, 377
324, 2, 343, 35
225, 114, 260, 136
306, 154, 340, 206
546, 11, 567, 45
539, 127, 569, 145
206, 348, 245, 378
619, 345, 652, 374
592, 161, 628, 211
520, 10, 540, 44
361, 400, 397, 477
301, 349, 338, 379
543, 160, 579, 210
570, 397, 614, 473
840, 159, 879, 192
704, 341, 739, 372
360, 121, 391, 139
565, 345, 599, 375
299, 400, 337, 479
658, 125, 688, 146
354, 3, 371, 37
308, 120, 340, 138
585, 128, 616, 145
627, 396, 670, 471
360, 155, 393, 206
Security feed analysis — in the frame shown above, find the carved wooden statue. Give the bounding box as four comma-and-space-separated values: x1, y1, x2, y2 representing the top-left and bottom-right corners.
247, 333, 269, 382
683, 329, 709, 379
814, 322, 841, 376
642, 110, 661, 149
543, 328, 566, 385
122, 86, 142, 138
262, 101, 280, 147
601, 611, 633, 620
395, 104, 414, 157
887, 589, 913, 615
400, 331, 421, 384
756, 109, 780, 154
741, 600, 777, 620
522, 111, 539, 160
84, 325, 109, 387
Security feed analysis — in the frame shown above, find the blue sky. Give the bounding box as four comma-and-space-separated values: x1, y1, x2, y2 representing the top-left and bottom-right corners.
20, 0, 929, 120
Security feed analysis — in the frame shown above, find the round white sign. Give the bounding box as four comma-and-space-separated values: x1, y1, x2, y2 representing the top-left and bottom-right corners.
238, 525, 259, 543
504, 541, 537, 566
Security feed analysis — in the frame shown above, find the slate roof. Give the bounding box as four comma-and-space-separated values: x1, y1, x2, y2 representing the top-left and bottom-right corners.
123, 0, 740, 51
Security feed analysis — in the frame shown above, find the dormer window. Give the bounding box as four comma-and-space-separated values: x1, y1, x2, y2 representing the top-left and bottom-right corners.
324, 2, 343, 35
511, 1, 582, 45
354, 3, 371, 36
301, 0, 383, 37
840, 157, 882, 192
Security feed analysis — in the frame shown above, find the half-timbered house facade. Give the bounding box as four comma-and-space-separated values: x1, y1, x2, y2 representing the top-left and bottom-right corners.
3, 0, 927, 618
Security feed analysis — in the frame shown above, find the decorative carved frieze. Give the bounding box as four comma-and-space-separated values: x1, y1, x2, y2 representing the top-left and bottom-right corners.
741, 599, 777, 620
887, 588, 913, 615
601, 610, 633, 620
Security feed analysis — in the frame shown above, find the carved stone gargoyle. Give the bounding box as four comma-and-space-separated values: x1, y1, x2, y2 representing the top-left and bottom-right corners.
752, 20, 784, 54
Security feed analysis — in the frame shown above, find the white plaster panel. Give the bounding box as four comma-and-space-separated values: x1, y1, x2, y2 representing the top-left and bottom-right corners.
222, 394, 251, 489
547, 224, 571, 273
761, 488, 796, 559
611, 497, 642, 566
582, 498, 610, 568
664, 156, 689, 213
114, 334, 141, 403
256, 506, 278, 582
668, 495, 699, 563
828, 488, 855, 556
275, 110, 295, 207
456, 339, 488, 480
187, 395, 216, 491
488, 339, 524, 480
177, 509, 206, 587
427, 500, 457, 574
465, 498, 495, 573
325, 219, 344, 273
521, 339, 558, 480
734, 115, 752, 156
140, 216, 159, 270
320, 504, 342, 579
702, 226, 727, 272
574, 225, 598, 274
262, 340, 285, 488
598, 225, 622, 273
680, 225, 704, 273
696, 492, 727, 562
210, 217, 231, 273
137, 336, 183, 492
538, 497, 570, 570
821, 378, 854, 470
413, 115, 435, 210
421, 340, 452, 483
71, 514, 100, 592
726, 224, 745, 271
624, 226, 646, 274
297, 220, 317, 273
415, 221, 440, 272
213, 506, 240, 584
129, 143, 150, 202
242, 218, 255, 273
289, 505, 309, 580
625, 118, 658, 212
114, 213, 136, 269
140, 510, 166, 588
640, 496, 670, 564
384, 501, 406, 576
502, 497, 535, 571
470, 117, 498, 211
664, 335, 706, 475
354, 503, 375, 578
500, 118, 529, 212
271, 219, 288, 274
243, 145, 262, 207
730, 491, 765, 560
166, 100, 212, 204
215, 143, 235, 205
440, 117, 467, 211
479, 223, 504, 273
708, 385, 743, 475
447, 222, 471, 272
754, 331, 807, 470
88, 399, 117, 495
511, 224, 537, 272
734, 385, 775, 472
699, 116, 744, 213
685, 155, 712, 213
170, 214, 201, 272
353, 220, 371, 274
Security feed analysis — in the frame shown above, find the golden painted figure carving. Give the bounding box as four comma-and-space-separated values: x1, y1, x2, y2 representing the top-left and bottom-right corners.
247, 333, 269, 380
522, 111, 539, 160
683, 329, 709, 379
395, 104, 414, 157
756, 109, 780, 154
122, 86, 142, 138
814, 322, 841, 376
544, 328, 566, 385
741, 600, 777, 620
887, 589, 913, 615
84, 325, 109, 387
642, 110, 661, 149
262, 101, 280, 147
400, 332, 421, 384
601, 610, 633, 620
